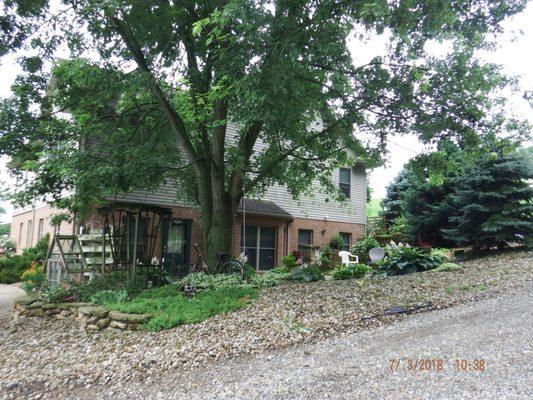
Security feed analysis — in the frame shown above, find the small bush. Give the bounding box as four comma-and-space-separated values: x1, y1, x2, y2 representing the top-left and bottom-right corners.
378, 246, 442, 276
90, 289, 128, 305
250, 271, 290, 288
20, 263, 46, 293
351, 236, 380, 264
39, 284, 74, 303
281, 254, 298, 269
179, 272, 243, 291
331, 263, 372, 280
431, 262, 462, 272
329, 235, 344, 250
243, 264, 257, 279
270, 266, 289, 274
430, 248, 453, 262
0, 234, 50, 284
290, 265, 324, 282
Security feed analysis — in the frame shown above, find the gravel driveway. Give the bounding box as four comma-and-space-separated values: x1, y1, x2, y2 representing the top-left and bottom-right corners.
1, 251, 531, 399
75, 282, 533, 400
0, 284, 24, 317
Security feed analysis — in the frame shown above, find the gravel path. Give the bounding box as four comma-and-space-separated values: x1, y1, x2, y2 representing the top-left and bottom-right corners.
0, 284, 24, 317
1, 251, 531, 399
76, 282, 533, 400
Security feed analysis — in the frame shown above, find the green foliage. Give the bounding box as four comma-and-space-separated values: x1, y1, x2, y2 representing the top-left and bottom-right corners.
331, 264, 372, 280
0, 223, 10, 236
380, 169, 417, 227
250, 270, 290, 288
443, 152, 533, 250
270, 266, 290, 274
1, 0, 529, 264
20, 263, 46, 293
389, 216, 410, 243
379, 247, 443, 276
90, 289, 128, 305
329, 235, 344, 250
0, 233, 50, 283
106, 286, 258, 331
39, 284, 72, 303
69, 272, 151, 302
431, 263, 462, 272
281, 254, 297, 269
243, 264, 257, 279
351, 235, 380, 264
179, 272, 243, 292
430, 248, 454, 262
290, 265, 324, 282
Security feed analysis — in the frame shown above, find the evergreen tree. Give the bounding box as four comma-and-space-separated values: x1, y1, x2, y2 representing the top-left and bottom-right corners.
443, 152, 533, 250
380, 169, 416, 228
403, 181, 456, 246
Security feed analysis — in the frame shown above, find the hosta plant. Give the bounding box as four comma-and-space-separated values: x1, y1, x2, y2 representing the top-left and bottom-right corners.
379, 247, 442, 276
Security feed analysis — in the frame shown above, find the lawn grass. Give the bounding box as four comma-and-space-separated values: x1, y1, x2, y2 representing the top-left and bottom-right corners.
105, 285, 258, 331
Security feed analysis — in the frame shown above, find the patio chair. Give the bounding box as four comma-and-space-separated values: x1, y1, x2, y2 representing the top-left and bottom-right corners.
338, 251, 359, 266
369, 247, 385, 264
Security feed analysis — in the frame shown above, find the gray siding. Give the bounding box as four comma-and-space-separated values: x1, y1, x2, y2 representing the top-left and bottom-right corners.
107, 123, 366, 225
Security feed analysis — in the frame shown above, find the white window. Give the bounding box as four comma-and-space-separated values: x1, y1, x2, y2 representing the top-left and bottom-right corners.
339, 168, 351, 198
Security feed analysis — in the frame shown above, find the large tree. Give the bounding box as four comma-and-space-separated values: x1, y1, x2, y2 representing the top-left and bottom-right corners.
443, 150, 533, 250
0, 0, 529, 265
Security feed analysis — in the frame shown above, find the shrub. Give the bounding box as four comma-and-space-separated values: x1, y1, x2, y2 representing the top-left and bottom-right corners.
0, 267, 20, 284
351, 236, 380, 264
179, 272, 243, 292
379, 246, 442, 276
270, 266, 289, 274
243, 264, 257, 279
20, 263, 46, 293
90, 289, 128, 305
329, 235, 344, 250
290, 265, 324, 282
331, 265, 353, 280
389, 216, 410, 242
331, 263, 372, 280
281, 254, 298, 269
431, 262, 462, 272
250, 270, 290, 288
39, 284, 73, 303
430, 248, 453, 262
0, 233, 50, 284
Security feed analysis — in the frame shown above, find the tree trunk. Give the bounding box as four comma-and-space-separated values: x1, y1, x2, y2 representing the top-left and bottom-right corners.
202, 201, 234, 271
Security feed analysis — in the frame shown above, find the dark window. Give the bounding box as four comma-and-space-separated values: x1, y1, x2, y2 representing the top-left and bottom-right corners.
339, 168, 351, 198
297, 229, 313, 256
241, 225, 276, 270
339, 232, 352, 251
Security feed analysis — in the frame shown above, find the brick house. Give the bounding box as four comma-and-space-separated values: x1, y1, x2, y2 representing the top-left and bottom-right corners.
10, 124, 367, 275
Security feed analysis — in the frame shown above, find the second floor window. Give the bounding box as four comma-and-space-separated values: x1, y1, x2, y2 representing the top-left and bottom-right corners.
339, 168, 351, 198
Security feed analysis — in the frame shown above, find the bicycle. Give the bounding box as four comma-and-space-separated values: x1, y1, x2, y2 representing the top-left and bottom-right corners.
189, 243, 245, 280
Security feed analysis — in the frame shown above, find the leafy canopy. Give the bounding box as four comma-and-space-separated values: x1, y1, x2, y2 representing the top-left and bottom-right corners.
0, 0, 529, 219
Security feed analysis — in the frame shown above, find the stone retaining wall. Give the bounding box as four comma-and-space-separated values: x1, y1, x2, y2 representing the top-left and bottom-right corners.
13, 295, 151, 332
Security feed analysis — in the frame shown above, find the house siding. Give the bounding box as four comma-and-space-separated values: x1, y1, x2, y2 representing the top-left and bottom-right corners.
109, 122, 367, 225
11, 205, 75, 254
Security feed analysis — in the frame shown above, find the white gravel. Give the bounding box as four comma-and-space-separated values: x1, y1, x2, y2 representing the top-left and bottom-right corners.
72, 282, 533, 400
0, 251, 531, 399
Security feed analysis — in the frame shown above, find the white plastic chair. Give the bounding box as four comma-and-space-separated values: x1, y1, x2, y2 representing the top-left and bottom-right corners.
338, 251, 359, 266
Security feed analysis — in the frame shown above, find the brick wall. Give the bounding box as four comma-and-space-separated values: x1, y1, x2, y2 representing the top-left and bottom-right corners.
11, 205, 74, 254
13, 203, 365, 269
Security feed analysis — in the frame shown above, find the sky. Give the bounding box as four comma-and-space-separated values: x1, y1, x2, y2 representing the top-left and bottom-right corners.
1, 3, 532, 223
